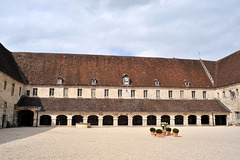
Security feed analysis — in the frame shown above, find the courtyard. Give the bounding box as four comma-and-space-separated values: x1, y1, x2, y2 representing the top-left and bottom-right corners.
0, 126, 240, 160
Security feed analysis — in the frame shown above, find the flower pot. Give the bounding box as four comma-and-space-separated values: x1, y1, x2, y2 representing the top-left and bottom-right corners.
166, 131, 171, 135
156, 133, 162, 138
162, 131, 166, 136
151, 131, 155, 135
173, 132, 178, 137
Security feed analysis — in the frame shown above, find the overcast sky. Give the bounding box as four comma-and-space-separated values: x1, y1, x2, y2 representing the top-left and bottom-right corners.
1, 0, 240, 61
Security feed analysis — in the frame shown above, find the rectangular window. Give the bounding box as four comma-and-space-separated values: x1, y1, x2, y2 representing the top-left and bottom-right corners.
180, 90, 184, 99
33, 88, 38, 96
91, 89, 96, 98
168, 90, 172, 98
192, 91, 196, 98
223, 91, 226, 98
19, 87, 22, 96
131, 90, 135, 97
118, 89, 122, 98
49, 88, 54, 97
156, 90, 160, 99
11, 83, 15, 95
104, 89, 109, 98
203, 91, 206, 99
64, 88, 68, 97
77, 89, 82, 97
144, 90, 148, 98
26, 90, 30, 96
4, 81, 7, 90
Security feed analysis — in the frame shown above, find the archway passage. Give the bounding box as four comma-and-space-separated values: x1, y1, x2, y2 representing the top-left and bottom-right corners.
161, 115, 170, 125
40, 115, 51, 125
133, 115, 142, 125
215, 115, 227, 125
147, 115, 156, 125
201, 115, 209, 125
2, 114, 6, 127
188, 115, 197, 125
18, 110, 34, 127
175, 115, 183, 125
72, 115, 83, 125
103, 115, 113, 125
56, 115, 67, 125
118, 115, 128, 125
88, 115, 98, 125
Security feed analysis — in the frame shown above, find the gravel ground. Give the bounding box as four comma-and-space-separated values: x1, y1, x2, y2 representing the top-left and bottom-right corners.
0, 126, 240, 160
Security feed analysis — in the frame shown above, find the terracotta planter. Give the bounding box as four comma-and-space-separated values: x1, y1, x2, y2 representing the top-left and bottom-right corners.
162, 131, 166, 136
173, 132, 178, 137
166, 131, 171, 135
156, 133, 162, 138
150, 131, 155, 135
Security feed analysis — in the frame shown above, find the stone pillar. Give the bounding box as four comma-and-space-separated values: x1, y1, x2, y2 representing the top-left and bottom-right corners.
51, 115, 57, 126
184, 115, 188, 126
113, 117, 118, 126
98, 116, 103, 127
83, 117, 88, 123
156, 116, 161, 126
33, 112, 37, 127
67, 115, 73, 126
197, 115, 201, 126
209, 115, 213, 126
142, 116, 147, 126
128, 116, 133, 127
226, 115, 229, 126
170, 115, 175, 126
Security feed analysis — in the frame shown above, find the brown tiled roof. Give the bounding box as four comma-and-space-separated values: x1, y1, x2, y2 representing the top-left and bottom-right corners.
0, 44, 27, 83
12, 52, 213, 88
17, 97, 230, 113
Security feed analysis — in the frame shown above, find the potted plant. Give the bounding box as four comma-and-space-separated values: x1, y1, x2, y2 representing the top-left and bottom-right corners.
173, 128, 179, 137
149, 127, 156, 135
161, 122, 168, 136
166, 127, 172, 135
156, 129, 163, 138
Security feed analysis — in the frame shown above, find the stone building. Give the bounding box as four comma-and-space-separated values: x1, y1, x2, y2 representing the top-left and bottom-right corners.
0, 43, 239, 128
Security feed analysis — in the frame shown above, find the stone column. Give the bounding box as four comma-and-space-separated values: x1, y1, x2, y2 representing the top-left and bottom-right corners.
184, 115, 188, 126
51, 115, 57, 126
98, 115, 103, 127
142, 116, 147, 126
209, 115, 213, 126
226, 115, 229, 126
170, 115, 175, 126
113, 117, 118, 126
67, 115, 73, 126
33, 112, 37, 127
197, 115, 201, 126
128, 116, 133, 127
83, 117, 88, 123
156, 116, 161, 126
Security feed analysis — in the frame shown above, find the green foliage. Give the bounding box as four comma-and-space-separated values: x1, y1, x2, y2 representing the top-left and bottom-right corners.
161, 122, 168, 131
166, 127, 171, 131
156, 129, 162, 134
150, 127, 156, 132
173, 128, 179, 133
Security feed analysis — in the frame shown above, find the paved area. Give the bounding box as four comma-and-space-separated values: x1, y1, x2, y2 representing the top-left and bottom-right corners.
1, 126, 240, 160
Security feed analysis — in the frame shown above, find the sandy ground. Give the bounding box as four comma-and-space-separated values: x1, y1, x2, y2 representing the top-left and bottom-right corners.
0, 126, 240, 160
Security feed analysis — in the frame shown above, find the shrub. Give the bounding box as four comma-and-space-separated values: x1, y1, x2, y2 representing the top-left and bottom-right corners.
166, 127, 171, 131
173, 128, 179, 133
156, 129, 162, 134
150, 127, 156, 132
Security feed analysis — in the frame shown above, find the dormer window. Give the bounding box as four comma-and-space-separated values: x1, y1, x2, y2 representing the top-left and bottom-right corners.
154, 79, 160, 86
57, 78, 63, 84
122, 75, 130, 86
184, 80, 190, 87
92, 78, 97, 85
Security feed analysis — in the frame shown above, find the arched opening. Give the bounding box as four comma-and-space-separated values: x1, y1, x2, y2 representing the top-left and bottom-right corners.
2, 114, 6, 127
201, 115, 209, 125
18, 110, 34, 127
147, 115, 156, 125
161, 115, 170, 125
72, 115, 83, 125
88, 115, 98, 125
118, 115, 128, 125
103, 115, 113, 125
40, 115, 51, 125
175, 115, 183, 125
56, 115, 67, 125
188, 115, 197, 125
133, 115, 142, 125
215, 115, 227, 125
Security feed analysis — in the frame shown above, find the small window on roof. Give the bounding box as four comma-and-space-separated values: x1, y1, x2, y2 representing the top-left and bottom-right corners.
92, 78, 97, 85
154, 79, 160, 86
184, 80, 190, 87
122, 74, 130, 86
57, 78, 63, 84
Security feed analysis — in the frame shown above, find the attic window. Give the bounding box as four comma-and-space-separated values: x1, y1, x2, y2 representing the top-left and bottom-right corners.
57, 78, 63, 84
122, 75, 130, 86
92, 78, 97, 85
154, 79, 160, 86
184, 80, 190, 87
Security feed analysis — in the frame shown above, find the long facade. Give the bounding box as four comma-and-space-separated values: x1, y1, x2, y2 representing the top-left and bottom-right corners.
0, 43, 239, 128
